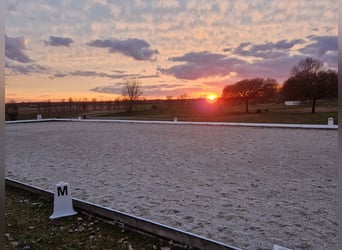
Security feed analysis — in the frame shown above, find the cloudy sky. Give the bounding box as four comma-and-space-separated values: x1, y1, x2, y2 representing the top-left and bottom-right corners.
5, 0, 337, 102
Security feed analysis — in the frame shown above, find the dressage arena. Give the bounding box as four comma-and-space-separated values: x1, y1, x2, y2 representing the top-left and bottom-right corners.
5, 121, 337, 250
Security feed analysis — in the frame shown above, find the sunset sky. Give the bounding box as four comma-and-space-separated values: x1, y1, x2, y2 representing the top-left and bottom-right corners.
5, 0, 337, 102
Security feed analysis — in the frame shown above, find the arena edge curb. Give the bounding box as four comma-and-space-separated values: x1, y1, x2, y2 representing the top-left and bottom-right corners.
5, 118, 338, 130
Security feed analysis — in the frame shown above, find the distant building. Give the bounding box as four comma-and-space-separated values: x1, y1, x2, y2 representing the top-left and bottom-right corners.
284, 101, 301, 106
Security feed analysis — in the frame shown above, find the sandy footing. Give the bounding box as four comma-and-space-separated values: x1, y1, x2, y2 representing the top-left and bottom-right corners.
5, 122, 337, 250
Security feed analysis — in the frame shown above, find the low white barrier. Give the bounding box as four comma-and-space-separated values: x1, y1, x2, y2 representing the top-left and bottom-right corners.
5, 117, 338, 129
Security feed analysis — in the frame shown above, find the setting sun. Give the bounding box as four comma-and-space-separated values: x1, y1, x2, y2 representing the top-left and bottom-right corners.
206, 93, 218, 103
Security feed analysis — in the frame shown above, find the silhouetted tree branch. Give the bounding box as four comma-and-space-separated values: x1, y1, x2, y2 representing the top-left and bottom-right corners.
122, 78, 143, 112
222, 78, 278, 112
281, 57, 337, 113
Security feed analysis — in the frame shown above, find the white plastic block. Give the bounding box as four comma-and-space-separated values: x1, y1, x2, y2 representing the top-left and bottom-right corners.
50, 182, 77, 219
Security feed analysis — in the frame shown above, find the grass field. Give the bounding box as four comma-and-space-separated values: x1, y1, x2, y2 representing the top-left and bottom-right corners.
9, 99, 338, 125
88, 99, 338, 125
5, 185, 194, 250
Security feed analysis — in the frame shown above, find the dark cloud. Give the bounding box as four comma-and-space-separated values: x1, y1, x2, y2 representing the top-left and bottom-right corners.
158, 51, 245, 80
92, 83, 183, 94
5, 60, 48, 75
53, 72, 68, 78
54, 70, 121, 78
218, 36, 338, 82
229, 36, 337, 67
274, 39, 305, 49
70, 70, 125, 78
87, 38, 159, 61
90, 83, 201, 98
112, 70, 126, 74
44, 36, 74, 47
90, 85, 123, 95
234, 55, 308, 81
135, 74, 160, 79
159, 36, 338, 83
233, 42, 251, 52
5, 35, 33, 63
170, 51, 226, 63
299, 35, 337, 56
143, 83, 184, 90
53, 70, 159, 80
230, 39, 304, 59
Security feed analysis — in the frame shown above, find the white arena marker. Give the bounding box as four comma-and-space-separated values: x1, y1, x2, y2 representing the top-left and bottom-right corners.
328, 117, 334, 126
273, 245, 293, 250
49, 182, 77, 219
37, 114, 42, 120
174, 117, 178, 122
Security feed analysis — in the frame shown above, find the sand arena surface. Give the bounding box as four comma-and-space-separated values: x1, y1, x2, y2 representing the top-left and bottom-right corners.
5, 121, 337, 250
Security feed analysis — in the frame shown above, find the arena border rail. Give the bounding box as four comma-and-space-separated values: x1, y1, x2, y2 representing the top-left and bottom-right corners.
5, 117, 338, 129
5, 177, 241, 250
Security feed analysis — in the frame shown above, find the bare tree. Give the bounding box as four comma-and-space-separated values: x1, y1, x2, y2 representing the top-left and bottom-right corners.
222, 78, 278, 112
122, 78, 143, 112
291, 57, 322, 78
281, 57, 336, 113
178, 93, 189, 100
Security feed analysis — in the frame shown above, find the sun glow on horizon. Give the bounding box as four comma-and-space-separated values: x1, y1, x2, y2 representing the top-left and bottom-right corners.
206, 93, 218, 103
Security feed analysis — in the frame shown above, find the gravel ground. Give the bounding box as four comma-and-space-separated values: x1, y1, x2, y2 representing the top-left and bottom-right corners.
5, 121, 338, 250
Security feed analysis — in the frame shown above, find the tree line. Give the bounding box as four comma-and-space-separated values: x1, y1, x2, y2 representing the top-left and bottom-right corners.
221, 57, 338, 113
122, 57, 337, 114
5, 57, 337, 120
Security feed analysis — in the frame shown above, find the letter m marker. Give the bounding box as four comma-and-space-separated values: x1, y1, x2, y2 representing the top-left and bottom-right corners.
57, 185, 68, 196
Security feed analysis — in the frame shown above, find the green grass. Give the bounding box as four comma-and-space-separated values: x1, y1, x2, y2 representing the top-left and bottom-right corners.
88, 101, 338, 125
5, 185, 195, 250
10, 99, 338, 125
